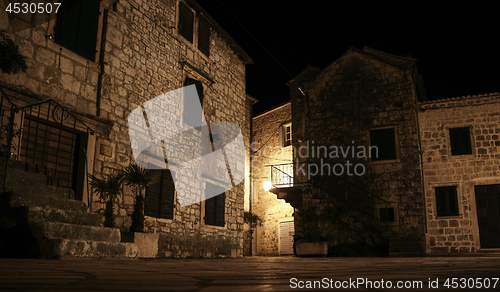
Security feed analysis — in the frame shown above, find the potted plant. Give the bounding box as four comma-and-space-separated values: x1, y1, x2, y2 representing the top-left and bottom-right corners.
122, 163, 159, 233
88, 171, 123, 228
243, 211, 261, 256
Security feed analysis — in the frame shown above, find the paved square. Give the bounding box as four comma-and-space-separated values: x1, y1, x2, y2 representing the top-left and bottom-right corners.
0, 256, 499, 291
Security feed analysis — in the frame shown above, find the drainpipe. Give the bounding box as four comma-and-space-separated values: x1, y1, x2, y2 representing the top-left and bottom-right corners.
410, 68, 427, 237
96, 9, 109, 117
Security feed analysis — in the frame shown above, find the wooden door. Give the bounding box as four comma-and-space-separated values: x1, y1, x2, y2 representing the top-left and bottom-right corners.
475, 185, 500, 248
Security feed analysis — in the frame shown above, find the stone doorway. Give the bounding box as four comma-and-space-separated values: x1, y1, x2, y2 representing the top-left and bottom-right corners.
475, 185, 500, 249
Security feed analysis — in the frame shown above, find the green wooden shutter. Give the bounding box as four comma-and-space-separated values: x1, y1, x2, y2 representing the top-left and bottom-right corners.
215, 191, 225, 227
198, 18, 210, 56
178, 2, 194, 43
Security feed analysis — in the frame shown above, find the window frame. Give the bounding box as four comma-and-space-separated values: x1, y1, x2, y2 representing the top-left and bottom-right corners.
54, 0, 101, 61
281, 122, 292, 148
204, 182, 226, 227
435, 186, 460, 217
449, 126, 473, 156
144, 169, 176, 220
379, 207, 395, 222
182, 76, 205, 129
369, 127, 398, 162
177, 1, 211, 57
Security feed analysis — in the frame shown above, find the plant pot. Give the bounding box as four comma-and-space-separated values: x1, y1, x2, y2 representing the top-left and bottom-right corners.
121, 231, 159, 258
295, 241, 328, 256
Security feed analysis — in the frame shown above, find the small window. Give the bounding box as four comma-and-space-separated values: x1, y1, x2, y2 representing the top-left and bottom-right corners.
449, 127, 472, 155
198, 18, 210, 56
178, 2, 194, 43
370, 128, 397, 161
183, 77, 204, 128
145, 170, 176, 219
281, 123, 292, 147
379, 208, 395, 222
435, 186, 459, 216
205, 183, 225, 227
55, 0, 101, 61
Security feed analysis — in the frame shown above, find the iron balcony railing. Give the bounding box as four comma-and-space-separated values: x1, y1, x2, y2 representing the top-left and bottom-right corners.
1, 88, 94, 203
269, 162, 393, 223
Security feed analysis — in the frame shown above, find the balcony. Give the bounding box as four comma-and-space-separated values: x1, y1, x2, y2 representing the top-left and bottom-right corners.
268, 163, 306, 208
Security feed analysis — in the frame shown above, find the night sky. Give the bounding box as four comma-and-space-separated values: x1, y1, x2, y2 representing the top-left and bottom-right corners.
195, 1, 500, 114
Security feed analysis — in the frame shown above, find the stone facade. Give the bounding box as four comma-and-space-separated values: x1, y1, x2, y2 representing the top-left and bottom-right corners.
284, 47, 427, 254
0, 0, 252, 257
251, 102, 294, 255
419, 92, 500, 253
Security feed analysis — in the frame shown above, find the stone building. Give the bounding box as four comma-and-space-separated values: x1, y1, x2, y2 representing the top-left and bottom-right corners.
257, 46, 500, 255
419, 93, 500, 253
259, 47, 428, 255
251, 102, 294, 255
0, 0, 252, 258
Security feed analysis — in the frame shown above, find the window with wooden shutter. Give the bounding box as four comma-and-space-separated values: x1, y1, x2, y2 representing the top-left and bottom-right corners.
449, 127, 472, 155
370, 128, 397, 161
183, 77, 204, 128
178, 2, 194, 43
55, 0, 101, 61
198, 18, 210, 56
435, 186, 459, 216
204, 183, 225, 227
145, 169, 176, 219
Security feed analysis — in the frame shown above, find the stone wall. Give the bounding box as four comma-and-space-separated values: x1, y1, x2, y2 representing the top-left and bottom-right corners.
0, 0, 251, 257
289, 48, 426, 249
419, 92, 500, 253
251, 102, 294, 255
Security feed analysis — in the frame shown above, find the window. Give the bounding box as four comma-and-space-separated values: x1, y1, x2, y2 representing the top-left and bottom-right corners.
178, 1, 211, 56
435, 186, 459, 216
281, 123, 292, 147
145, 170, 176, 219
198, 18, 210, 56
55, 0, 101, 61
204, 183, 225, 226
370, 128, 397, 161
183, 77, 204, 128
178, 2, 194, 43
449, 127, 472, 155
379, 208, 395, 222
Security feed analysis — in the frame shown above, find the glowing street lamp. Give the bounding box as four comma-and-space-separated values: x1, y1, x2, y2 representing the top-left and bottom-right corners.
263, 181, 272, 192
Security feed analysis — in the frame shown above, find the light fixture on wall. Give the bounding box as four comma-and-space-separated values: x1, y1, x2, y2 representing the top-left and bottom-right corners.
263, 181, 272, 192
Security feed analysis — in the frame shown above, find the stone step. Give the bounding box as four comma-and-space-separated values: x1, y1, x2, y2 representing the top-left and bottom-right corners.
31, 222, 119, 242
4, 168, 73, 200
7, 192, 87, 213
25, 206, 103, 226
38, 238, 138, 258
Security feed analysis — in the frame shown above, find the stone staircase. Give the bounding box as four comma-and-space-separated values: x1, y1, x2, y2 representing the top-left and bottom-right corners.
0, 160, 138, 258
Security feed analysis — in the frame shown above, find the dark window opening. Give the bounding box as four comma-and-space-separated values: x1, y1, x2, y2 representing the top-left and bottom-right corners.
145, 169, 176, 219
55, 0, 101, 61
183, 77, 204, 128
435, 186, 459, 216
370, 128, 397, 161
178, 2, 194, 43
198, 18, 210, 56
205, 183, 225, 227
379, 207, 395, 222
449, 127, 472, 155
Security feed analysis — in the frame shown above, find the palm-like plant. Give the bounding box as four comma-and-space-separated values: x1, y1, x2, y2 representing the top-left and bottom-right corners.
123, 164, 160, 232
88, 172, 124, 228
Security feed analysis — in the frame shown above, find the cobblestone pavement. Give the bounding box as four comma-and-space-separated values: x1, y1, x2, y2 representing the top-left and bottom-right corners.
0, 256, 500, 291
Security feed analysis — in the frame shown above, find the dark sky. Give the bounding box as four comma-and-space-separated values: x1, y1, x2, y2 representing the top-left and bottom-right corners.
195, 0, 500, 114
